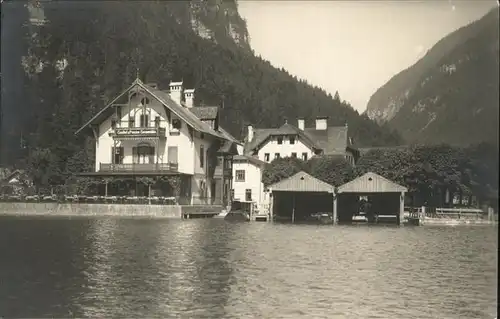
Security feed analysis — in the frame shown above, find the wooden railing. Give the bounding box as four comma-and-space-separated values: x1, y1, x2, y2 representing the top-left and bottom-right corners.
100, 163, 178, 172
404, 206, 486, 220
110, 126, 166, 138
428, 207, 485, 220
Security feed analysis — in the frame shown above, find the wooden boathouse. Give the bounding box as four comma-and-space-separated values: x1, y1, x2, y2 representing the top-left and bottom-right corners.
267, 171, 336, 223
267, 171, 408, 225
335, 172, 408, 225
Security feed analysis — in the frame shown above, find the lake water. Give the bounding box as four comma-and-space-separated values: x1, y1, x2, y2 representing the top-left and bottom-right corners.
0, 217, 497, 318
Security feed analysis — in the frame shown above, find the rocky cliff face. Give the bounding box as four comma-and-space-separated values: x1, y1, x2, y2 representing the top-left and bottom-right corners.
1, 0, 402, 168
20, 0, 251, 79
366, 8, 499, 146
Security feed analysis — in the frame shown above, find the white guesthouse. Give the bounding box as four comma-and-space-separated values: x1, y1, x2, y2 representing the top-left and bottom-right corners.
76, 77, 240, 205
231, 118, 360, 212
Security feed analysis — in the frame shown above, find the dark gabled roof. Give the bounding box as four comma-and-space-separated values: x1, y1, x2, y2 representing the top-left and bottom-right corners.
75, 79, 226, 140
217, 140, 239, 155
74, 80, 138, 134
142, 83, 225, 138
189, 106, 219, 120
233, 155, 267, 167
243, 123, 350, 156
244, 123, 319, 154
358, 145, 409, 156
243, 128, 275, 154
218, 127, 242, 145
187, 107, 242, 146
304, 126, 348, 155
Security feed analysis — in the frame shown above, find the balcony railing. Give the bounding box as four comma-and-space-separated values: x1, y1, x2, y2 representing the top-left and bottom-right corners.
109, 126, 166, 138
100, 163, 178, 172
214, 167, 232, 178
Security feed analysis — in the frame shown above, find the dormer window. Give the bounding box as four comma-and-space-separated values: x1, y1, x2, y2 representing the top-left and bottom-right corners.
141, 97, 150, 105
277, 136, 283, 145
172, 119, 181, 130
171, 118, 182, 135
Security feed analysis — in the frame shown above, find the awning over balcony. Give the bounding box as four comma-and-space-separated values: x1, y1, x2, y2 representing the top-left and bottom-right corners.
78, 163, 190, 177
78, 171, 191, 177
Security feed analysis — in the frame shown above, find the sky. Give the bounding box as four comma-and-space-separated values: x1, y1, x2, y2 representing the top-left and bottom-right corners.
238, 0, 498, 113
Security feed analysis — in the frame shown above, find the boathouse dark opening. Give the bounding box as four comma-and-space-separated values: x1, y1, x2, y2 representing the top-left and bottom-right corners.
335, 172, 408, 225
272, 191, 333, 222
267, 171, 336, 223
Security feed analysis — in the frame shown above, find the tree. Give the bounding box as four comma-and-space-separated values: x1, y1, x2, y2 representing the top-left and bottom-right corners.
333, 90, 340, 101
6, 1, 403, 173
307, 155, 355, 186
25, 147, 61, 192
262, 157, 307, 187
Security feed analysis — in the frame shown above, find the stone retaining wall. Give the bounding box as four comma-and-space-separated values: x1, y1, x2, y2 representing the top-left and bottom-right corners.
0, 202, 184, 218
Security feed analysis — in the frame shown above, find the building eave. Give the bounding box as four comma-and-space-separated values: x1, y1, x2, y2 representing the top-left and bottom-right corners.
74, 79, 141, 135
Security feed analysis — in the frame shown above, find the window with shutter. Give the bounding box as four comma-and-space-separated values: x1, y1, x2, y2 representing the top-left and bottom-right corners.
149, 146, 155, 164
132, 147, 138, 164
112, 147, 124, 164
200, 145, 205, 168
140, 114, 149, 127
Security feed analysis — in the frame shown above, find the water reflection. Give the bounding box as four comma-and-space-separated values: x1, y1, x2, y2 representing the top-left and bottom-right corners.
0, 217, 93, 317
76, 218, 237, 318
0, 218, 497, 319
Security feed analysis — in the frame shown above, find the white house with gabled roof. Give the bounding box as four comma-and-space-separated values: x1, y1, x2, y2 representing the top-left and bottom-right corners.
75, 77, 241, 206
231, 117, 360, 212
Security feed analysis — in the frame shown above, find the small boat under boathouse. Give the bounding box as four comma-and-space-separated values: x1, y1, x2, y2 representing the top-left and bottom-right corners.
335, 172, 407, 225
266, 171, 408, 225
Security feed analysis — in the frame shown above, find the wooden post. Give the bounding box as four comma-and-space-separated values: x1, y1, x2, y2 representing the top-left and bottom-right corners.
135, 178, 138, 197
269, 191, 274, 222
291, 193, 295, 223
333, 192, 338, 225
148, 184, 151, 205
399, 191, 405, 226
105, 181, 108, 197
421, 206, 426, 225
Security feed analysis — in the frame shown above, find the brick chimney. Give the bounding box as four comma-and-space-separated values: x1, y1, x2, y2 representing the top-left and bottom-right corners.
184, 89, 195, 108
315, 117, 328, 130
247, 124, 254, 142
297, 118, 305, 130
169, 81, 183, 105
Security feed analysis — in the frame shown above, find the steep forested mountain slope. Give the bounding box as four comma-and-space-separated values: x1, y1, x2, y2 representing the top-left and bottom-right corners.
1, 1, 402, 169
366, 8, 499, 146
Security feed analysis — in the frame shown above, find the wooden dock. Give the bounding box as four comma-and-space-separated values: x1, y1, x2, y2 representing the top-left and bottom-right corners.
181, 205, 223, 219
403, 206, 494, 225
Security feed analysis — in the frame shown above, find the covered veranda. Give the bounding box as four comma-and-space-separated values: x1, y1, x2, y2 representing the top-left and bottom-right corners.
267, 171, 337, 223
77, 171, 193, 204
335, 172, 408, 225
